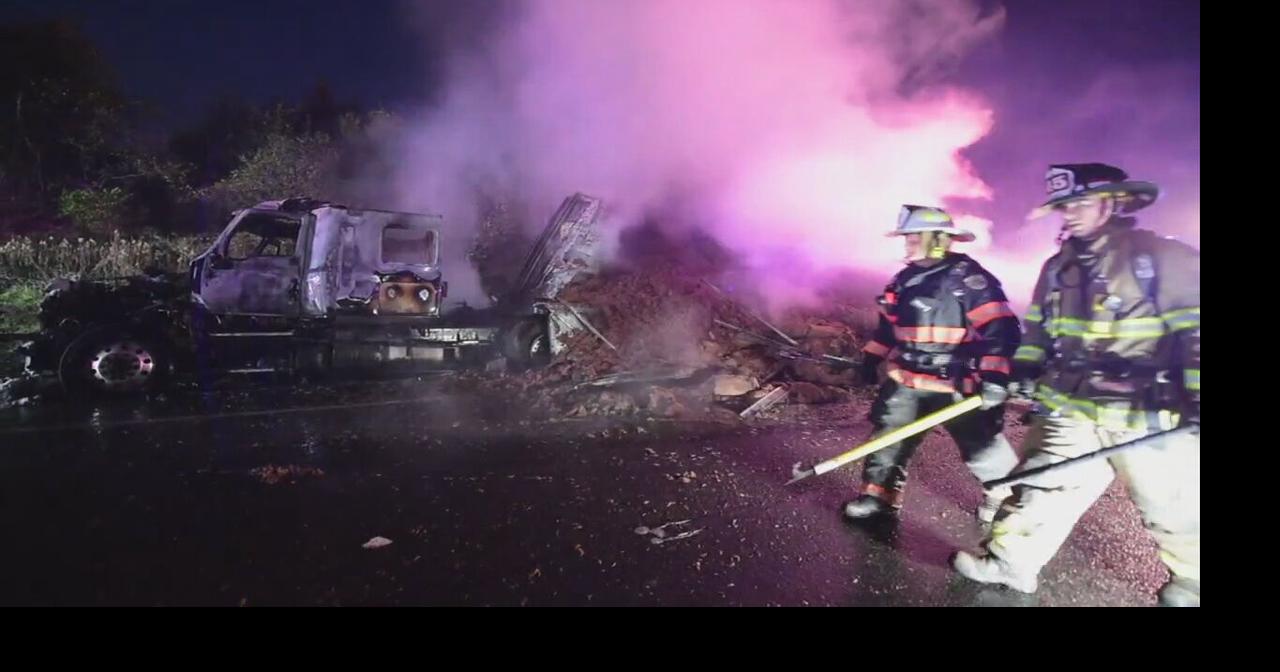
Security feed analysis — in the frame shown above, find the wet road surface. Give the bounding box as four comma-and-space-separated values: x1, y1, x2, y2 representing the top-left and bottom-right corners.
0, 379, 1168, 606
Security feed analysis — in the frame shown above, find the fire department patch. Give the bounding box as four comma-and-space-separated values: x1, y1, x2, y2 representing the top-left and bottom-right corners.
963, 274, 989, 291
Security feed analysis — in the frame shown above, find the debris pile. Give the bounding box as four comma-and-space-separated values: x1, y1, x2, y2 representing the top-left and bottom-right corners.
462, 249, 879, 421
249, 464, 326, 485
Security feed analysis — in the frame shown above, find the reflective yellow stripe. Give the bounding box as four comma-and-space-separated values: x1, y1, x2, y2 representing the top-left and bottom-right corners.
1184, 369, 1200, 392
1014, 345, 1047, 363
1161, 307, 1201, 332
1036, 386, 1180, 431
1045, 317, 1167, 340
1024, 304, 1043, 322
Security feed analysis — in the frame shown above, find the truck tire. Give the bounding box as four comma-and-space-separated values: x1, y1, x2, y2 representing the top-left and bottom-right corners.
502, 316, 551, 370
58, 325, 173, 397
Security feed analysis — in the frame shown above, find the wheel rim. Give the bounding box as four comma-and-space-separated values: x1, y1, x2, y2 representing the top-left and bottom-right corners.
87, 339, 156, 391
530, 333, 548, 357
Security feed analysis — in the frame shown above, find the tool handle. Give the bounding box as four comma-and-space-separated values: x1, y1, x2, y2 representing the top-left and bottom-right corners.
813, 395, 984, 476
982, 425, 1197, 489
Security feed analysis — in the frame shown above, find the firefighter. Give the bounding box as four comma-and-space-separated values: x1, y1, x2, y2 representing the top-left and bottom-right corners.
844, 205, 1022, 523
951, 163, 1201, 607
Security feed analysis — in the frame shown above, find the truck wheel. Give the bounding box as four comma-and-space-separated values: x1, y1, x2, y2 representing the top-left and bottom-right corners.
503, 316, 551, 370
58, 326, 173, 397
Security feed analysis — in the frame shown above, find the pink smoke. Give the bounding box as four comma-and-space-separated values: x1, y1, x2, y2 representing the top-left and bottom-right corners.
395, 0, 1025, 307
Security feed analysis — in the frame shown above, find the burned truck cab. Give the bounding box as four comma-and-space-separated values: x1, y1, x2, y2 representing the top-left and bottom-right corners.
192, 198, 445, 317
189, 198, 505, 376
191, 204, 307, 317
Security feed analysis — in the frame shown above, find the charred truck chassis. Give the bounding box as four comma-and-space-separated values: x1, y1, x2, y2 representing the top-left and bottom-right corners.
13, 196, 580, 396
193, 311, 529, 376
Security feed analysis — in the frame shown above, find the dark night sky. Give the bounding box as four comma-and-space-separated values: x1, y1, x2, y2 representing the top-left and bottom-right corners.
2, 0, 1198, 236
0, 0, 486, 120
1, 1, 1199, 114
